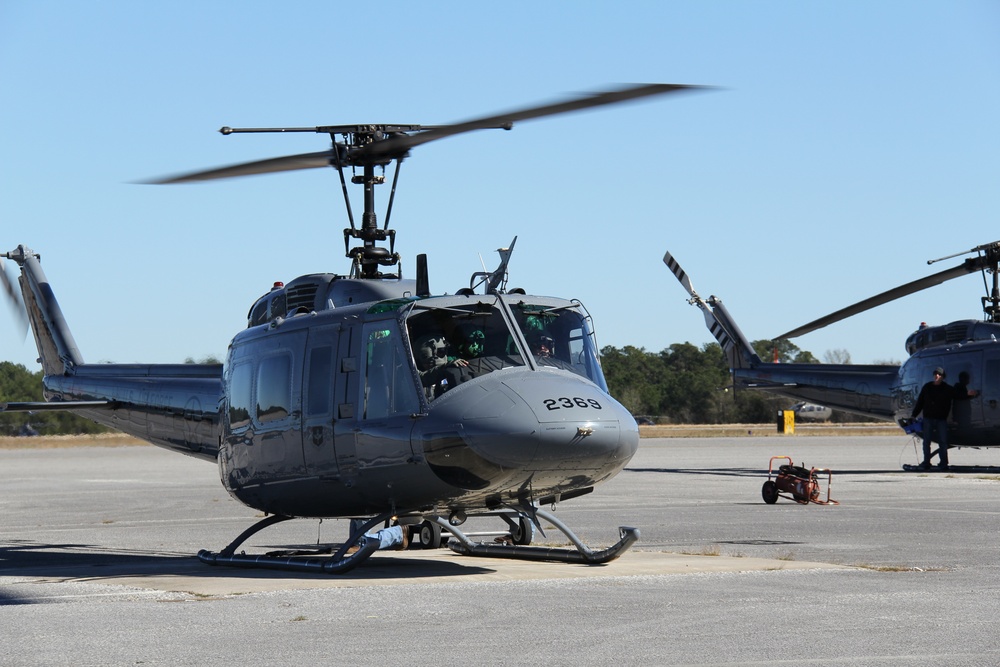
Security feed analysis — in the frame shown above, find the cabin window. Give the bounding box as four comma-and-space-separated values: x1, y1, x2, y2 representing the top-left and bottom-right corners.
257, 354, 292, 423
363, 323, 419, 419
306, 345, 333, 417
228, 362, 253, 430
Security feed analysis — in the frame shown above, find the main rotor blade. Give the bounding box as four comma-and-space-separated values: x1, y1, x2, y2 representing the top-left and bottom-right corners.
354, 83, 704, 163
777, 260, 979, 339
148, 150, 335, 184
151, 84, 705, 184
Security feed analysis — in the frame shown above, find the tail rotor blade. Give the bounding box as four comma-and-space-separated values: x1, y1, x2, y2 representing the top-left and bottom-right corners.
663, 251, 697, 298
0, 257, 28, 339
663, 250, 761, 369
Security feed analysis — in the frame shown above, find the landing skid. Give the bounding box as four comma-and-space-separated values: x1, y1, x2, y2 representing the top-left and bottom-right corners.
902, 443, 949, 472
197, 512, 393, 575
197, 507, 639, 574
440, 507, 640, 564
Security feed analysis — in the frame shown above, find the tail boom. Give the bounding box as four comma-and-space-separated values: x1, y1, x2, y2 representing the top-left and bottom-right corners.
664, 250, 898, 421
2, 245, 222, 459
731, 361, 897, 420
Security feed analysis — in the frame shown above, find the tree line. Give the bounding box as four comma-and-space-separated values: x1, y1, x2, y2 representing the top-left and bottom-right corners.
1, 343, 893, 435
600, 339, 895, 424
0, 361, 108, 435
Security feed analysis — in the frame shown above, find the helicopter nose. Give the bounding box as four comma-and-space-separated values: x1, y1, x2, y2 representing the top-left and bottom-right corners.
419, 371, 638, 493
500, 373, 638, 469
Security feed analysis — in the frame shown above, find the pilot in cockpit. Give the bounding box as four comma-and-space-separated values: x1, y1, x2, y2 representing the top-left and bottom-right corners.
524, 315, 555, 359
532, 334, 554, 358
415, 333, 468, 399
457, 328, 486, 359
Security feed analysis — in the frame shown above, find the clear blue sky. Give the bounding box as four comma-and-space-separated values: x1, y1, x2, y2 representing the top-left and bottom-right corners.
2, 1, 999, 370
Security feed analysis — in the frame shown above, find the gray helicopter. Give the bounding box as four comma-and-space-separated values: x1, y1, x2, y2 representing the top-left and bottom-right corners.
0, 84, 700, 574
664, 242, 1000, 464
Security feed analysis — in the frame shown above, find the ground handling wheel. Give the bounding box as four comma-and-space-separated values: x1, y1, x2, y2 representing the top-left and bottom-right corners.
511, 516, 534, 545
418, 520, 443, 549
761, 480, 779, 504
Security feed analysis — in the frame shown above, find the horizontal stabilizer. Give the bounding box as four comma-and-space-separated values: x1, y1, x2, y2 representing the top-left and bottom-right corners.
1, 400, 113, 412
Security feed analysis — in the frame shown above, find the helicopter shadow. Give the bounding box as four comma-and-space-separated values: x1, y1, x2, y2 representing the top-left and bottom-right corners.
0, 539, 494, 603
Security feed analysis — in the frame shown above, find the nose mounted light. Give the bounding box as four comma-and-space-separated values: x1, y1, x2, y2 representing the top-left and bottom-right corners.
577, 426, 594, 437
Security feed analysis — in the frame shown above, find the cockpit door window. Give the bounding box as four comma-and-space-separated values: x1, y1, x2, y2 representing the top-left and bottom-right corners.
363, 322, 420, 419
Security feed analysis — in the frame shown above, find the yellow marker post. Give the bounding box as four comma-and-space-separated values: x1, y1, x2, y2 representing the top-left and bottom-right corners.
776, 410, 795, 434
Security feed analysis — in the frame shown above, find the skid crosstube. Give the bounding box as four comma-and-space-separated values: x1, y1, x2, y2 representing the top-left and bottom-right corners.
196, 512, 391, 575
197, 539, 380, 574
440, 507, 640, 564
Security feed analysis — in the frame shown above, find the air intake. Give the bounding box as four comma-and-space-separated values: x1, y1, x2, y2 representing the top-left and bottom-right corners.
286, 281, 319, 314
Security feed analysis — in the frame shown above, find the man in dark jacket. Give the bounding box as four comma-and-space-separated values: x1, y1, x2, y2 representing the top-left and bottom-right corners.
911, 366, 952, 470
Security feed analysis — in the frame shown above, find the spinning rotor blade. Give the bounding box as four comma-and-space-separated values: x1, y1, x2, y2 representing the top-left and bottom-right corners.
149, 150, 335, 184
149, 84, 703, 184
355, 83, 701, 163
777, 258, 983, 340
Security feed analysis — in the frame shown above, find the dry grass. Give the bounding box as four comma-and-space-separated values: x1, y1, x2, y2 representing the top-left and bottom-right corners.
678, 545, 722, 557
0, 433, 148, 449
639, 423, 901, 438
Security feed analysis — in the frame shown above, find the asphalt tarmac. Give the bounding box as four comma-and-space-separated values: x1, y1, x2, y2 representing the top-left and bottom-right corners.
2, 435, 1000, 666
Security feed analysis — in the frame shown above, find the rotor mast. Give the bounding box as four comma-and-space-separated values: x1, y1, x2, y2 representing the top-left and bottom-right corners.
216, 124, 413, 279
326, 124, 417, 279
347, 160, 397, 279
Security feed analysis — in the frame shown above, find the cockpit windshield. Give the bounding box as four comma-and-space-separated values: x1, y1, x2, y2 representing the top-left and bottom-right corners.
406, 302, 526, 401
509, 300, 608, 391
404, 297, 608, 402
